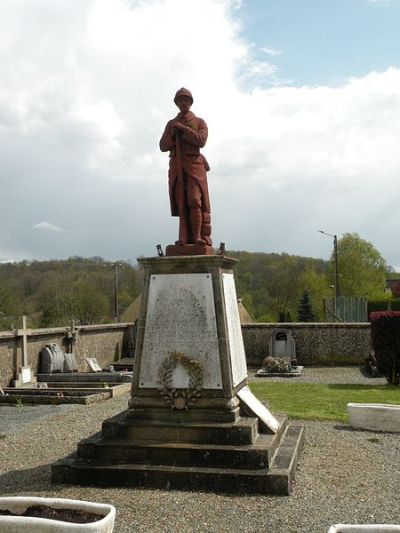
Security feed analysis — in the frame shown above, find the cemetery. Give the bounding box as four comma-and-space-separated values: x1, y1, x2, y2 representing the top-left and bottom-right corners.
0, 277, 399, 530
0, 86, 399, 532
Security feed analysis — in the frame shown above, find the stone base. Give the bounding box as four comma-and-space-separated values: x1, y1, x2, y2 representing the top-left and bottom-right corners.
12, 367, 37, 387
37, 372, 132, 383
165, 243, 215, 256
347, 403, 400, 433
52, 408, 304, 495
255, 366, 304, 378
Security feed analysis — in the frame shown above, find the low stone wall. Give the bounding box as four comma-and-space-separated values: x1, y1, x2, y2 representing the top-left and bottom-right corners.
242, 323, 371, 367
0, 323, 133, 387
0, 321, 372, 387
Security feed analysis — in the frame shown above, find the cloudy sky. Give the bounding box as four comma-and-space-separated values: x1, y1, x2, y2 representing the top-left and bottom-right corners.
1, 0, 400, 267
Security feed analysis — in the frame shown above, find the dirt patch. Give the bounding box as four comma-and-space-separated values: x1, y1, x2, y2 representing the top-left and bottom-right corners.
0, 504, 105, 524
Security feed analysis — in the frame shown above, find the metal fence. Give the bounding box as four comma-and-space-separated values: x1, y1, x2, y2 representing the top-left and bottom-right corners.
323, 296, 368, 322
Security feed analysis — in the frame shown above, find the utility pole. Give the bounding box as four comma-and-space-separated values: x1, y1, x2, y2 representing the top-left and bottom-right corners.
318, 230, 340, 299
114, 264, 119, 323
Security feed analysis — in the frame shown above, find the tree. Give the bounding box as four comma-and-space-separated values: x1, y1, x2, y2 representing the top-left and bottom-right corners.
269, 255, 305, 321
297, 268, 331, 321
71, 280, 109, 325
334, 233, 387, 299
297, 290, 315, 322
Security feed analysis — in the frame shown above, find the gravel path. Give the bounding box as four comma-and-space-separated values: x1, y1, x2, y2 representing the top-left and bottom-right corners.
0, 367, 399, 533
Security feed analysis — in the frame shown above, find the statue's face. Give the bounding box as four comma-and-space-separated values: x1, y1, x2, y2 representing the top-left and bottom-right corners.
176, 95, 192, 113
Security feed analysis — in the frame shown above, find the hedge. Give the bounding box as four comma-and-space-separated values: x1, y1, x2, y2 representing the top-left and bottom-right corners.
370, 311, 400, 385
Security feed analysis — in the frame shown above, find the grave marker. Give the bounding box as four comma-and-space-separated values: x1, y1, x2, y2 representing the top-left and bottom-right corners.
12, 315, 37, 387
270, 328, 297, 367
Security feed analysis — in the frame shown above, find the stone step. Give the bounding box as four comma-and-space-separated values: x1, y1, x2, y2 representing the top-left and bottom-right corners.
268, 424, 305, 494
77, 428, 282, 469
102, 413, 259, 445
52, 425, 304, 495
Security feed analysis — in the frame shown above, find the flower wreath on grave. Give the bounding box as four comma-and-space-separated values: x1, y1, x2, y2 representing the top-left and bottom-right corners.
158, 351, 204, 410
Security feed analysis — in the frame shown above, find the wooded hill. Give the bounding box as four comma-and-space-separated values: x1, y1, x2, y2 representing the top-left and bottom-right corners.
0, 233, 391, 329
227, 250, 330, 321
0, 257, 143, 330
0, 252, 331, 329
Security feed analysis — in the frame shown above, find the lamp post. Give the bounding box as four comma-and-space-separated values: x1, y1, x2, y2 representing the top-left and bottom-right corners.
318, 230, 340, 299
114, 263, 119, 323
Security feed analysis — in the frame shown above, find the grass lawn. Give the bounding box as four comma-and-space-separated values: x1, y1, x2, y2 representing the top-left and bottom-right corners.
249, 382, 400, 423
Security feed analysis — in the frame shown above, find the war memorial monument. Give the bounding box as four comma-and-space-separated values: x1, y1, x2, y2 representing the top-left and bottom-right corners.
52, 88, 304, 495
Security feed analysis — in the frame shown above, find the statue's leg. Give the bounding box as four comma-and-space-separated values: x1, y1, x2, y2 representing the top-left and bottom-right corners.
174, 180, 189, 245
186, 179, 205, 244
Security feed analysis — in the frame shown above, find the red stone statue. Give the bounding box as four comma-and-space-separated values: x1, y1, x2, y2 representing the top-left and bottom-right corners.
160, 88, 213, 254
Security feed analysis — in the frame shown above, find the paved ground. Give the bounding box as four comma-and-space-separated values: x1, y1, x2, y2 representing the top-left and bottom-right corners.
0, 367, 399, 532
0, 404, 77, 437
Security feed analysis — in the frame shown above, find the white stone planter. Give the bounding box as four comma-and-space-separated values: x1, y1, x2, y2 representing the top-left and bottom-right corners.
329, 525, 400, 532
0, 497, 115, 532
347, 403, 400, 433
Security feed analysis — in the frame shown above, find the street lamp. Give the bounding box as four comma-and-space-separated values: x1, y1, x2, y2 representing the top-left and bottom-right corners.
318, 230, 340, 299
103, 263, 121, 323
114, 264, 119, 323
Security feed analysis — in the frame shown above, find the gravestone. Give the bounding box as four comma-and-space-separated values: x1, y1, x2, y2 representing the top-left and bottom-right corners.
255, 329, 303, 378
270, 328, 297, 367
85, 358, 102, 372
63, 353, 78, 373
39, 344, 65, 374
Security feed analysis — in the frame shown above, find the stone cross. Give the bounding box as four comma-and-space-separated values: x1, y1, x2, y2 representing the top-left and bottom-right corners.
13, 315, 35, 386
18, 315, 31, 368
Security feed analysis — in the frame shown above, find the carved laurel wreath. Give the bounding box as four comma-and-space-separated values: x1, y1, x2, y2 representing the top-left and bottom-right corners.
158, 351, 204, 410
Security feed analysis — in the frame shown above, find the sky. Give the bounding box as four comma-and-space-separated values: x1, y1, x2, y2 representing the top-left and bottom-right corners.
1, 0, 400, 267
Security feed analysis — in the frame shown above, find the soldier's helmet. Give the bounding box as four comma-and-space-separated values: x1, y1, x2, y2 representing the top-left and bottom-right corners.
174, 88, 193, 105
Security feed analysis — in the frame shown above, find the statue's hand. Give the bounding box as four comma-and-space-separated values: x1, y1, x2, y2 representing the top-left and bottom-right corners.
173, 122, 186, 131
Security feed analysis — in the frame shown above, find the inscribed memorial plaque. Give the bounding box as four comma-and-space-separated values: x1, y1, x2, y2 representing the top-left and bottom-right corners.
222, 273, 247, 387
237, 386, 280, 434
139, 273, 222, 389
21, 367, 32, 384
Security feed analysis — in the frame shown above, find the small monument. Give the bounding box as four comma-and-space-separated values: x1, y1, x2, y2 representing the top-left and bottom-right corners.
256, 328, 304, 377
270, 329, 297, 366
52, 89, 304, 494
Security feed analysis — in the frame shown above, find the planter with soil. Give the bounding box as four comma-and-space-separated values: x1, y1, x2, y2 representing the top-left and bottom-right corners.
0, 496, 115, 532
329, 525, 400, 532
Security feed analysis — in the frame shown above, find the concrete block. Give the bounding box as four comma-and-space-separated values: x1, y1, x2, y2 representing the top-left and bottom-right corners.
347, 403, 400, 433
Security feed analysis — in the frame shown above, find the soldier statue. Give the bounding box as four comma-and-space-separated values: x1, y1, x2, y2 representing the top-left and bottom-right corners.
160, 88, 212, 250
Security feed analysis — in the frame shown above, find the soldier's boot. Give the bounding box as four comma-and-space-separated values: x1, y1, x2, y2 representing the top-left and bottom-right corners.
201, 212, 212, 246
190, 207, 206, 244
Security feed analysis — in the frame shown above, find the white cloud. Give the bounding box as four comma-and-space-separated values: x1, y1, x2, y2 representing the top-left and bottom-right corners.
0, 0, 399, 266
260, 46, 282, 57
32, 222, 63, 232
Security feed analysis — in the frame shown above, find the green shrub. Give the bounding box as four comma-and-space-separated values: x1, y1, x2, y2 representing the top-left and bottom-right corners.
368, 298, 400, 316
370, 311, 400, 385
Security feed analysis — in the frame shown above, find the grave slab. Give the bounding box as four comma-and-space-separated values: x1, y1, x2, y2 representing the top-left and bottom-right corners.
255, 366, 304, 378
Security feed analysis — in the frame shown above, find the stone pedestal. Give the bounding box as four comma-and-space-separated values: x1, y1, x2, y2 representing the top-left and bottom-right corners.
52, 255, 304, 495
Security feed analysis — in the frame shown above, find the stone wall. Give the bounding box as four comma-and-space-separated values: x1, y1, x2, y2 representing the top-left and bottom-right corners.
242, 323, 371, 367
0, 321, 372, 387
0, 323, 132, 387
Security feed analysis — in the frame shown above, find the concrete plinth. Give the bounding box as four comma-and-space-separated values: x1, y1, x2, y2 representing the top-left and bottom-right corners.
52, 255, 304, 495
